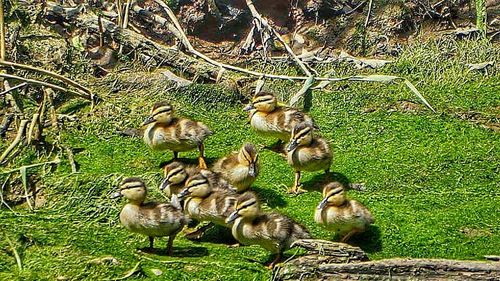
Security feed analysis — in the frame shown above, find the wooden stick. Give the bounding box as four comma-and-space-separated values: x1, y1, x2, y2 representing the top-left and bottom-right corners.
0, 82, 27, 97
122, 0, 132, 29
1, 158, 61, 175
0, 72, 93, 100
364, 0, 374, 27
26, 113, 39, 145
0, 0, 5, 60
0, 60, 91, 94
0, 119, 28, 163
65, 146, 77, 173
44, 87, 58, 130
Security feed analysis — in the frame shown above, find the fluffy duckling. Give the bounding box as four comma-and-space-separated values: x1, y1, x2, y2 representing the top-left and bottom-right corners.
244, 91, 316, 145
178, 170, 238, 229
315, 182, 374, 242
160, 161, 198, 198
111, 177, 187, 255
212, 143, 259, 192
142, 102, 212, 169
286, 122, 332, 194
226, 192, 311, 268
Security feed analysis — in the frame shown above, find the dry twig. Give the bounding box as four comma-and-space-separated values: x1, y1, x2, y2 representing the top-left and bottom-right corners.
0, 119, 28, 164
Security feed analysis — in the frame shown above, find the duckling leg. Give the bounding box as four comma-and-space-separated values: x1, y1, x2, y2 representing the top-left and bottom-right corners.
149, 236, 154, 250
166, 235, 175, 256
173, 151, 179, 159
340, 229, 358, 243
288, 171, 306, 194
185, 222, 214, 240
267, 253, 281, 269
197, 143, 208, 169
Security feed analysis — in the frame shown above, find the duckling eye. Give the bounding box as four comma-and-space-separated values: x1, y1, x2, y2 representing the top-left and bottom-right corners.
237, 200, 256, 211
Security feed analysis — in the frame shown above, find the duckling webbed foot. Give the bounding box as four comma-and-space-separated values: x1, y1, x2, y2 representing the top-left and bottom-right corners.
185, 222, 214, 240
267, 253, 281, 269
197, 143, 208, 169
287, 171, 306, 194
166, 235, 175, 256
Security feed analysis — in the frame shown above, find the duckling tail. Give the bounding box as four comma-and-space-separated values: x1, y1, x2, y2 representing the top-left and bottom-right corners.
292, 223, 312, 241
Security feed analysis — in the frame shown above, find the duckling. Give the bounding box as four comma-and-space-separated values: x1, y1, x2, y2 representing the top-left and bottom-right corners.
159, 161, 198, 198
142, 102, 212, 169
178, 170, 238, 232
226, 192, 311, 268
212, 143, 260, 192
244, 91, 316, 148
315, 182, 374, 242
111, 177, 187, 255
286, 122, 332, 194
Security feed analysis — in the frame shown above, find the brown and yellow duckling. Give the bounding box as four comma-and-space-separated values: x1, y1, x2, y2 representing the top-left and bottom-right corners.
244, 92, 316, 149
315, 182, 374, 242
212, 143, 259, 192
178, 170, 238, 235
111, 177, 187, 255
142, 102, 212, 169
160, 161, 199, 198
286, 122, 332, 194
226, 192, 311, 268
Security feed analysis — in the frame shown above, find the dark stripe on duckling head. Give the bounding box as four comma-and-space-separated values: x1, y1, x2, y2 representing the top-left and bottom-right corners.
120, 177, 145, 190
152, 101, 172, 111
293, 127, 312, 140
152, 106, 172, 117
326, 187, 343, 198
253, 91, 275, 99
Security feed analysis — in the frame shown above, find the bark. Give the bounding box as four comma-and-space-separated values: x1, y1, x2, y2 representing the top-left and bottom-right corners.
274, 239, 500, 281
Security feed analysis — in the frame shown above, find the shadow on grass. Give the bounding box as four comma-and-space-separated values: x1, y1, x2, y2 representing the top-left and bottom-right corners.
158, 157, 219, 169
194, 224, 239, 245
302, 171, 351, 192
253, 185, 287, 208
138, 246, 209, 257
350, 225, 383, 254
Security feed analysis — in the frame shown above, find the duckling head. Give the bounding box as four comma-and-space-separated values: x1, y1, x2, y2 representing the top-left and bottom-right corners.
160, 162, 188, 191
226, 192, 260, 223
318, 182, 346, 209
238, 143, 259, 177
244, 92, 277, 113
287, 122, 314, 152
142, 101, 173, 126
178, 172, 212, 199
111, 177, 147, 204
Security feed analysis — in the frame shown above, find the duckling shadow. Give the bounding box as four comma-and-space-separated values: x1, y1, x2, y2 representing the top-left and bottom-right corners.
194, 225, 239, 245
349, 225, 383, 254
252, 185, 287, 208
138, 246, 208, 257
301, 172, 351, 193
158, 157, 219, 169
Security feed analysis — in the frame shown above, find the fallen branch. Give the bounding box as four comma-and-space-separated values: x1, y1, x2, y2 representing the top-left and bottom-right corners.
0, 73, 94, 100
0, 60, 91, 94
0, 82, 27, 97
0, 113, 14, 138
0, 119, 29, 164
108, 261, 141, 281
1, 158, 61, 175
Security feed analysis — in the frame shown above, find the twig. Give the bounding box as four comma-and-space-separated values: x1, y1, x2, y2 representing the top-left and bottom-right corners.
365, 0, 374, 27
0, 113, 14, 138
0, 119, 28, 164
108, 261, 141, 281
44, 87, 58, 130
0, 0, 5, 60
0, 73, 93, 100
0, 60, 91, 94
2, 231, 22, 271
0, 174, 16, 213
1, 158, 61, 175
26, 112, 39, 145
0, 82, 27, 97
122, 0, 132, 29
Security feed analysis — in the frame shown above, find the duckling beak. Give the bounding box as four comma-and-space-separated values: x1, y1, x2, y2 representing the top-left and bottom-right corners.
159, 178, 170, 191
317, 198, 328, 209
110, 191, 122, 199
248, 163, 256, 177
226, 211, 240, 223
286, 140, 298, 152
178, 188, 190, 200
142, 116, 156, 126
243, 104, 254, 111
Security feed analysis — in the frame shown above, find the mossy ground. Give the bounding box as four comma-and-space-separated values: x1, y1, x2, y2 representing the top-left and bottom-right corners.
0, 39, 499, 280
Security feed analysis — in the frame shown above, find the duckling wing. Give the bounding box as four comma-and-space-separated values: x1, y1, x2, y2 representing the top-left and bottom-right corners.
176, 119, 213, 143
138, 202, 186, 235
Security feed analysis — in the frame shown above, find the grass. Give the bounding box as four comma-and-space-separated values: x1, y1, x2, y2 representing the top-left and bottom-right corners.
0, 38, 499, 280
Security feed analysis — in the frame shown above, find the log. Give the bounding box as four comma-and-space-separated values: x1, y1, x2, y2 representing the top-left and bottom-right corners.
274, 239, 500, 281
